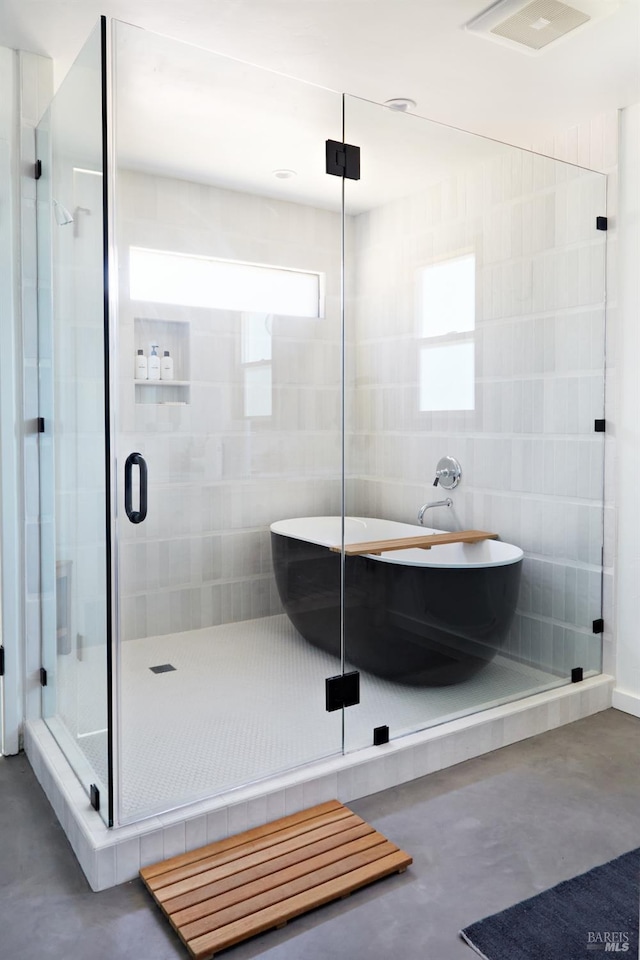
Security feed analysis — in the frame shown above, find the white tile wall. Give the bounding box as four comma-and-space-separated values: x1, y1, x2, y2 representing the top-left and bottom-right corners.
350, 126, 612, 680
531, 112, 619, 677
116, 170, 344, 640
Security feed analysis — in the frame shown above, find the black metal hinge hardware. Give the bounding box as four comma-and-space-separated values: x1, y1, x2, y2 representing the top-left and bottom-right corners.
594, 419, 605, 433
571, 667, 584, 684
37, 417, 45, 433
34, 160, 42, 180
325, 671, 360, 712
596, 216, 608, 231
90, 784, 100, 812
326, 140, 361, 180
373, 725, 389, 746
593, 618, 604, 634
40, 667, 47, 687
0, 646, 4, 677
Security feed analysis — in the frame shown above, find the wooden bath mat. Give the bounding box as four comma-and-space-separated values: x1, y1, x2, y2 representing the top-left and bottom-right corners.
140, 799, 412, 959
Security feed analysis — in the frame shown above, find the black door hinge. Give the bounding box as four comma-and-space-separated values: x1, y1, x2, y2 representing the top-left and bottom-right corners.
90, 784, 100, 812
373, 725, 389, 746
37, 417, 45, 433
40, 667, 47, 687
34, 160, 42, 180
593, 618, 604, 634
0, 646, 4, 677
326, 140, 361, 180
571, 667, 584, 683
594, 419, 605, 433
325, 671, 360, 712
596, 216, 608, 231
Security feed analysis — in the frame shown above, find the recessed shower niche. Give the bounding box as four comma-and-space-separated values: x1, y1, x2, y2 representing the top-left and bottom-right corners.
32, 14, 607, 873
133, 317, 191, 404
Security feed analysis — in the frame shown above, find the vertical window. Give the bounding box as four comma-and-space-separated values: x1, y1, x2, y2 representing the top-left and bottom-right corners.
241, 313, 272, 418
418, 253, 476, 411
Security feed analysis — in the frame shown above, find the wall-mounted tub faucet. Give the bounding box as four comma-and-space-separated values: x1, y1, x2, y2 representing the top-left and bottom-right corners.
418, 498, 452, 525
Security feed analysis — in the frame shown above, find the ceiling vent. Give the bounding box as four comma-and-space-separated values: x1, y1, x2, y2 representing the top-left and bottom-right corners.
465, 0, 624, 53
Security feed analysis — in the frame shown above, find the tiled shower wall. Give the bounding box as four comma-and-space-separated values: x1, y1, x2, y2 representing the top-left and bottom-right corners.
116, 121, 615, 672
116, 171, 346, 641
350, 141, 609, 678
529, 114, 619, 682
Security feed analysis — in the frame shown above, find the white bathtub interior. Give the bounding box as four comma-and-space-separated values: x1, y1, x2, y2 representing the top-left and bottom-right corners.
270, 516, 524, 566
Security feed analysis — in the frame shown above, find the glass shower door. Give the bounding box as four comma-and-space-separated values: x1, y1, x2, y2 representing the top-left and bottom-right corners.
37, 21, 111, 822
111, 21, 345, 823
342, 95, 606, 753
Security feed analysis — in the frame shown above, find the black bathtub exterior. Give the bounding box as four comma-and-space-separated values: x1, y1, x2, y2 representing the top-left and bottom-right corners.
271, 532, 522, 685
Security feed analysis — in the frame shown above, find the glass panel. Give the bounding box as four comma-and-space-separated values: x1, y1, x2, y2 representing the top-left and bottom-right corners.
37, 23, 110, 820
112, 21, 343, 822
343, 95, 606, 753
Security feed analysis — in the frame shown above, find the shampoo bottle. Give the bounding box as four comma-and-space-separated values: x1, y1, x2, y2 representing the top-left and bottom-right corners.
148, 344, 161, 381
160, 350, 174, 381
135, 349, 148, 380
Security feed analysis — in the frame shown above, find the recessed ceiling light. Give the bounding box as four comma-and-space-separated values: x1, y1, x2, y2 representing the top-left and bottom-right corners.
272, 169, 297, 179
384, 98, 417, 112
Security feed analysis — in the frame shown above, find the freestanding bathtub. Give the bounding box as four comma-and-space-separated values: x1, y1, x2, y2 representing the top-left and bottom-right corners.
271, 517, 523, 686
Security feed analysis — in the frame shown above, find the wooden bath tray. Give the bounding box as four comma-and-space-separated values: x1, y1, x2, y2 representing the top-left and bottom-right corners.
331, 529, 498, 556
140, 799, 412, 959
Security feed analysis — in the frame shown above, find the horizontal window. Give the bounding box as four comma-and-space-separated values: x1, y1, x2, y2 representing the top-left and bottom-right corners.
130, 247, 322, 318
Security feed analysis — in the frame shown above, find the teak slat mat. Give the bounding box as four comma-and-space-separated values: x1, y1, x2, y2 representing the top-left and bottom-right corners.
140, 799, 412, 959
330, 529, 498, 556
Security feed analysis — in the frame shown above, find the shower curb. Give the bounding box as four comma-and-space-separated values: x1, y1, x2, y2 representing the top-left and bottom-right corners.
24, 673, 613, 891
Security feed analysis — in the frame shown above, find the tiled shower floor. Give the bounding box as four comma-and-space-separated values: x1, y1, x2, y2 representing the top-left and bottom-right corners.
52, 614, 562, 822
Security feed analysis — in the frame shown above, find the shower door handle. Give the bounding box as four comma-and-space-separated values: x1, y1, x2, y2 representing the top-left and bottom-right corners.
124, 452, 148, 524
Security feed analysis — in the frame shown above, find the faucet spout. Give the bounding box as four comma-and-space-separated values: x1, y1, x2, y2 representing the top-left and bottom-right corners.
418, 498, 453, 525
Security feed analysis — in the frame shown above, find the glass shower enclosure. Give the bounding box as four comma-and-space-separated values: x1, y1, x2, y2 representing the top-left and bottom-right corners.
36, 18, 608, 828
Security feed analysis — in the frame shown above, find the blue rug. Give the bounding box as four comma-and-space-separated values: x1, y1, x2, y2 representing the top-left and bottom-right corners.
460, 847, 639, 959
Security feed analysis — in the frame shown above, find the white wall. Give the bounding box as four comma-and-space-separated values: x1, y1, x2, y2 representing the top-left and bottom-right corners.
350, 143, 607, 679
0, 46, 21, 754
116, 170, 345, 640
529, 113, 619, 685
612, 103, 640, 715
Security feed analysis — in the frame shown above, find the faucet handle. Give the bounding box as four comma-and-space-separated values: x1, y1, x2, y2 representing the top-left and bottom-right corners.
433, 456, 461, 490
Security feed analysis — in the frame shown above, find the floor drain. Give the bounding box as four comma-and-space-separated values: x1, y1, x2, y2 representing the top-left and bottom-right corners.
149, 664, 176, 674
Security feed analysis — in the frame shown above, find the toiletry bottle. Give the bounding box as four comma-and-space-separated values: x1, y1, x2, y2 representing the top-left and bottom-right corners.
161, 350, 174, 381
148, 344, 161, 381
135, 349, 148, 380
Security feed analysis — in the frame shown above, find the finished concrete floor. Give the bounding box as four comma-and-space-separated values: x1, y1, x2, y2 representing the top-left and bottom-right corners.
2, 708, 639, 960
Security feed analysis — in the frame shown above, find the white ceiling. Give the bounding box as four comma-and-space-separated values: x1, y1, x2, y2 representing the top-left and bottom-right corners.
1, 0, 639, 152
